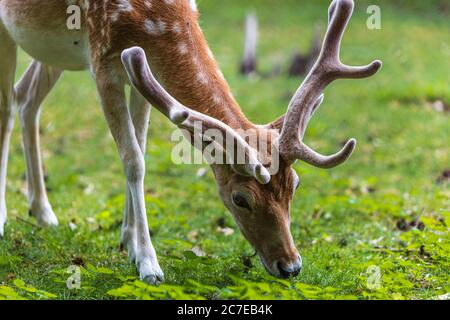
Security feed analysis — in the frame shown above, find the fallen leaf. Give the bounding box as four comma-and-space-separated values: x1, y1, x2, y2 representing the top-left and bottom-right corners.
369, 237, 384, 246
83, 183, 95, 195
428, 100, 450, 113
86, 217, 96, 224
217, 227, 234, 236
196, 168, 208, 178
187, 230, 199, 241
69, 222, 77, 231
322, 233, 333, 242
437, 293, 450, 300
191, 246, 206, 257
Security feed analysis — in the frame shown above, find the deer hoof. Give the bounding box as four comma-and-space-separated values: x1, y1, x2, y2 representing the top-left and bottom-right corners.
30, 203, 59, 227
138, 258, 164, 285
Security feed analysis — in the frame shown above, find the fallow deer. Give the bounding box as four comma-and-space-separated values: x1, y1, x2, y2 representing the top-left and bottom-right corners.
0, 0, 381, 284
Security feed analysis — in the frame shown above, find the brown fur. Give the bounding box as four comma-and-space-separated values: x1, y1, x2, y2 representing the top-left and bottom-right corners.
81, 0, 253, 129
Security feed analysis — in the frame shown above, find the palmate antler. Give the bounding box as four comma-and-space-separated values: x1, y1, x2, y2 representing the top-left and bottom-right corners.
275, 0, 382, 168
121, 47, 271, 184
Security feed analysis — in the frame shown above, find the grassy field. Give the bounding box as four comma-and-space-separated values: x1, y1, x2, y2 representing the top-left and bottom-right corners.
0, 0, 448, 300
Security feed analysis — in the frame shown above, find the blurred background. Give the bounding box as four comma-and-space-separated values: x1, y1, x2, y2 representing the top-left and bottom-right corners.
0, 0, 448, 300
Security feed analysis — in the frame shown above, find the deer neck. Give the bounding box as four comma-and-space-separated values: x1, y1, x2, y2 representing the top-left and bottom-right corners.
142, 17, 252, 130
3, 1, 255, 130
150, 48, 253, 131
85, 0, 253, 131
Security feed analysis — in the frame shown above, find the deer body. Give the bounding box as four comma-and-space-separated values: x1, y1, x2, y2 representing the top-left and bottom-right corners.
0, 1, 90, 70
0, 0, 248, 123
0, 0, 381, 283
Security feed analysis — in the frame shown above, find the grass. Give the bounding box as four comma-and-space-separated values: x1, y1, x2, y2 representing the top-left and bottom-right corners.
0, 0, 449, 300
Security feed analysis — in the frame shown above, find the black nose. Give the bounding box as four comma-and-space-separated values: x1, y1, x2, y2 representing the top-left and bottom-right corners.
277, 258, 302, 278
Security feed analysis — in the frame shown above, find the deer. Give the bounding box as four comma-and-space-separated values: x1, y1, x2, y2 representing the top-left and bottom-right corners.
0, 0, 381, 284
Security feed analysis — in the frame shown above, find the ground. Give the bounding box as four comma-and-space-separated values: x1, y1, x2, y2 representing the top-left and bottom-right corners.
0, 0, 449, 300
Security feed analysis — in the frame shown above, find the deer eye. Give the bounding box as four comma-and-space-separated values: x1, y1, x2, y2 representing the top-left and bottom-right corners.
232, 192, 252, 211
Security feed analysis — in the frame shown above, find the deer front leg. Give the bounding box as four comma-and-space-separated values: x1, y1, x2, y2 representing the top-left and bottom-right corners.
96, 72, 163, 284
0, 28, 16, 237
121, 88, 151, 263
16, 61, 62, 227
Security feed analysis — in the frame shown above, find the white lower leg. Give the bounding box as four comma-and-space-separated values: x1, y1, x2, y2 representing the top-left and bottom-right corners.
129, 179, 164, 284
16, 62, 61, 227
21, 114, 58, 226
0, 29, 16, 238
0, 110, 14, 237
121, 89, 151, 263
121, 183, 137, 262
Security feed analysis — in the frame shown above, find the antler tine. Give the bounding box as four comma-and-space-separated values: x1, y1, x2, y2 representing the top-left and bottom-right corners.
294, 138, 356, 169
321, 0, 382, 81
121, 47, 271, 185
277, 0, 381, 167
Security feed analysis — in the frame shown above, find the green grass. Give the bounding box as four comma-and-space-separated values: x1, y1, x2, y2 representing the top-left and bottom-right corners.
0, 0, 449, 300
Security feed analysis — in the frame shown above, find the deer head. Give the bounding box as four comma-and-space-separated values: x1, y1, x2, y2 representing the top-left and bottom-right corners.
121, 0, 381, 278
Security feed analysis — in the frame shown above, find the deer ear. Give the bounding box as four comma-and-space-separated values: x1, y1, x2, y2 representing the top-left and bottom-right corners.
265, 116, 284, 132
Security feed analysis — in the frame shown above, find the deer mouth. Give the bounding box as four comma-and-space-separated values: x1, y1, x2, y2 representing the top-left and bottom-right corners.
257, 252, 303, 279
257, 252, 282, 278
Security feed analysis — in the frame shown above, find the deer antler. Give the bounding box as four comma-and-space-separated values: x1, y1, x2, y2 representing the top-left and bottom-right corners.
121, 47, 271, 184
275, 0, 382, 168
